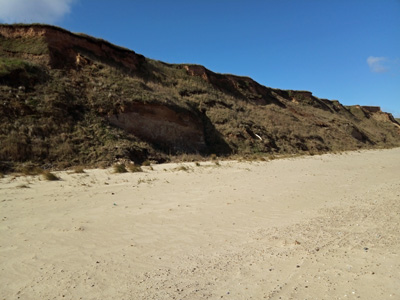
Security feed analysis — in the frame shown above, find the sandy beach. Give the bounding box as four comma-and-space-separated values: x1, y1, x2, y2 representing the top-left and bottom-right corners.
1, 148, 399, 300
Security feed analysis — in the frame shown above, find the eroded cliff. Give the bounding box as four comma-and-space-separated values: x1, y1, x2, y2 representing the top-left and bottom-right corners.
1, 24, 399, 171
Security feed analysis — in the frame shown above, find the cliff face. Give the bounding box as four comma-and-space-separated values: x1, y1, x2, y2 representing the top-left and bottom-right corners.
108, 103, 207, 153
1, 24, 399, 171
183, 65, 285, 107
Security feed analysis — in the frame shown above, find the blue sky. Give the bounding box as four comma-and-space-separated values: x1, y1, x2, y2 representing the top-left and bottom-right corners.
1, 0, 399, 117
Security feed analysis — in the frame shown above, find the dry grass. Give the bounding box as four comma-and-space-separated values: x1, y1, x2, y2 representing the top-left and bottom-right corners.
210, 154, 218, 160
173, 153, 205, 162
113, 164, 128, 173
16, 184, 30, 188
42, 171, 59, 181
73, 166, 86, 173
141, 161, 151, 167
174, 165, 190, 172
127, 164, 143, 173
19, 165, 43, 176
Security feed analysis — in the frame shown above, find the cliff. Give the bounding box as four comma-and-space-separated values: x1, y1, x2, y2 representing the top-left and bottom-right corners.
1, 24, 399, 171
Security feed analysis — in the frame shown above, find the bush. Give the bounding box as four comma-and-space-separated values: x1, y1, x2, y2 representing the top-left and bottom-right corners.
20, 164, 43, 176
141, 160, 151, 166
128, 164, 142, 173
42, 171, 59, 181
73, 166, 85, 173
17, 184, 30, 188
175, 165, 189, 172
113, 164, 127, 173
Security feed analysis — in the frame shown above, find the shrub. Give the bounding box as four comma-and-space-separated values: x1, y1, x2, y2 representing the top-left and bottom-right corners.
175, 165, 189, 172
141, 160, 151, 166
73, 166, 85, 173
20, 164, 43, 176
42, 171, 59, 181
128, 164, 142, 173
17, 184, 30, 188
113, 164, 127, 173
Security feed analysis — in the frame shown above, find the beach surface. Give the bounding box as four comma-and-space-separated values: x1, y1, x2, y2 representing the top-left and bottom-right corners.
1, 148, 399, 299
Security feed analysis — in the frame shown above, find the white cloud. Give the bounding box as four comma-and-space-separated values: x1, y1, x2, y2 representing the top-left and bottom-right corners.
367, 56, 389, 73
0, 0, 76, 24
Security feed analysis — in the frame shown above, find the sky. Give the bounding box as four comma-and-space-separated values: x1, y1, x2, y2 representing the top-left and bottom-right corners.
1, 0, 399, 117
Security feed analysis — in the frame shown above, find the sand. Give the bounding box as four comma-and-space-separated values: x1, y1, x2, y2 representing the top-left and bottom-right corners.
1, 148, 399, 300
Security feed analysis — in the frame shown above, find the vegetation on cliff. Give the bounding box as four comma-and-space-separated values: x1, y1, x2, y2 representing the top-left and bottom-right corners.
1, 24, 399, 172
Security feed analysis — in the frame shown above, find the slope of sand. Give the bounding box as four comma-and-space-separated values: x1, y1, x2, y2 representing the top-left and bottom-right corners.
1, 148, 399, 299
